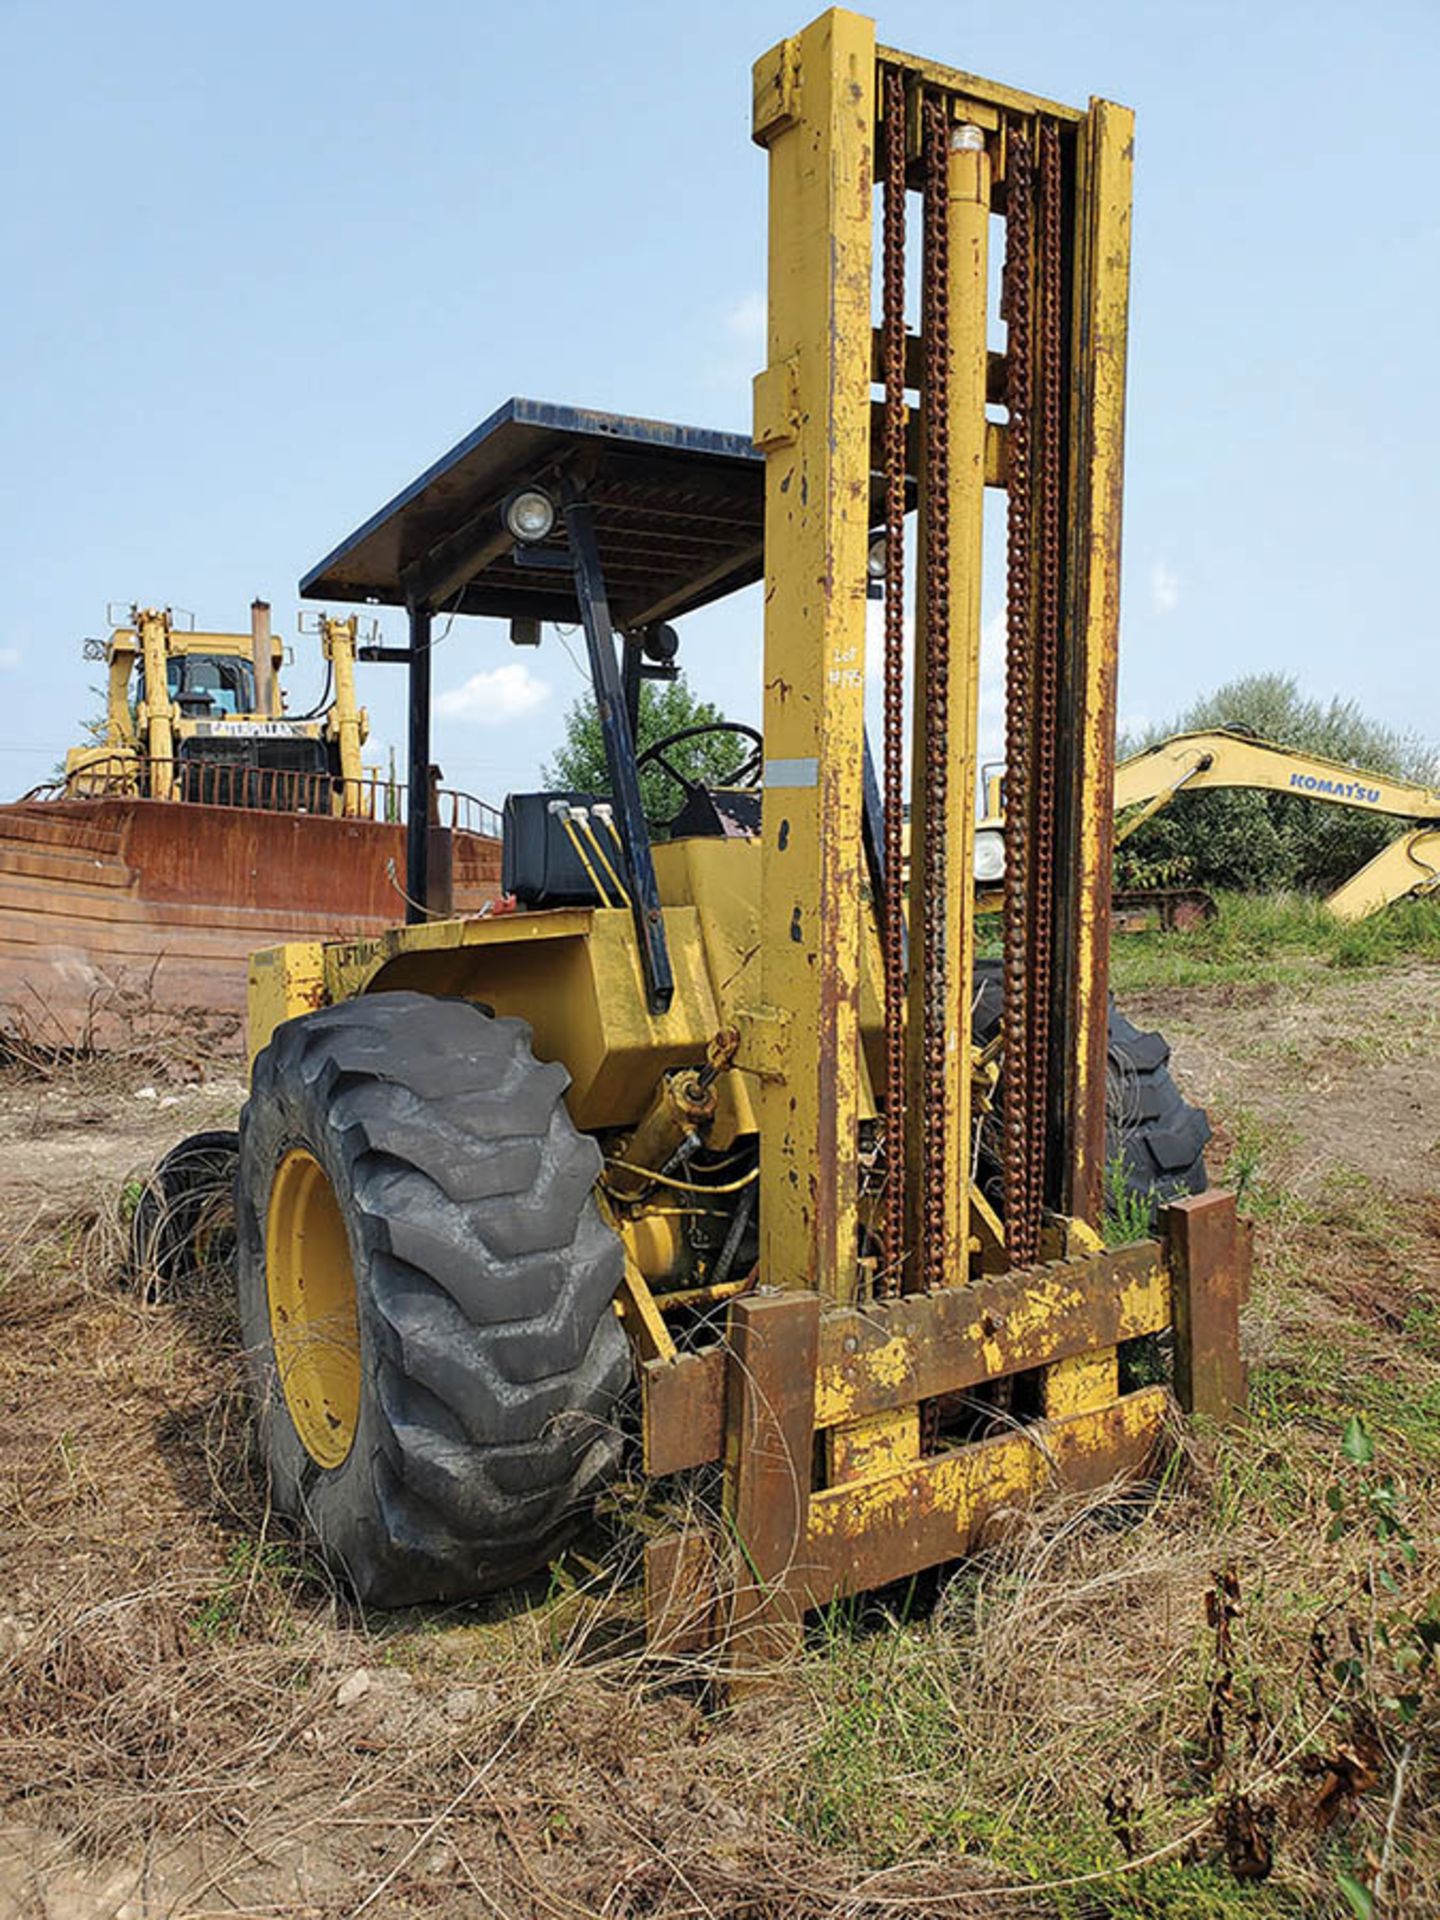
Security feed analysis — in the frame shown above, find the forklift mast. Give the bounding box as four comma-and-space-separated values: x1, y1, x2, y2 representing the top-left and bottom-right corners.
753, 12, 1130, 1297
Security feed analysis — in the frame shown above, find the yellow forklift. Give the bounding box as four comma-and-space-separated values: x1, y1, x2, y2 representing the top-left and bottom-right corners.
197, 9, 1247, 1667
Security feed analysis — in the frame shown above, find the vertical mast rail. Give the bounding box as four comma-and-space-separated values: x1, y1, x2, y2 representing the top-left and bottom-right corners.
751, 12, 876, 1302
903, 86, 990, 1293
1053, 100, 1133, 1229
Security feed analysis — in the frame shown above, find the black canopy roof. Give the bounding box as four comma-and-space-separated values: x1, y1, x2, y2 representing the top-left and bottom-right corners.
299, 398, 768, 629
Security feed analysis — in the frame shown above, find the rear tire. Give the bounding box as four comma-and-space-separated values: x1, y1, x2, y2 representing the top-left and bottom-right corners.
128, 1129, 239, 1295
972, 961, 1209, 1220
236, 991, 630, 1607
1104, 1007, 1210, 1209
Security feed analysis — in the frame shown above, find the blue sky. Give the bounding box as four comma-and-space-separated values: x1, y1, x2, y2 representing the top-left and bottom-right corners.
3, 0, 1437, 804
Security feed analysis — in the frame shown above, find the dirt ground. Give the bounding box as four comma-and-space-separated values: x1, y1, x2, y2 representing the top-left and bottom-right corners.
0, 1074, 247, 1215
1127, 964, 1440, 1199
2, 961, 1438, 1918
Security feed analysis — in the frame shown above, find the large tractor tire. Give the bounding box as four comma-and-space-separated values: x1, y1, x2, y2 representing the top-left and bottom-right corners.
1102, 1007, 1211, 1208
236, 991, 631, 1607
972, 961, 1209, 1218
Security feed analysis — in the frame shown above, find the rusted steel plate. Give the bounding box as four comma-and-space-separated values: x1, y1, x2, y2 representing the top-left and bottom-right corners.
815, 1242, 1167, 1426
723, 1292, 820, 1678
1165, 1191, 1249, 1423
640, 1243, 1169, 1477
0, 796, 500, 1053
802, 1385, 1168, 1602
642, 1350, 726, 1478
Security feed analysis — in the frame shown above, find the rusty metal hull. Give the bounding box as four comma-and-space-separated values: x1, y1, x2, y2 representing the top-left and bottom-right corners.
0, 796, 500, 1053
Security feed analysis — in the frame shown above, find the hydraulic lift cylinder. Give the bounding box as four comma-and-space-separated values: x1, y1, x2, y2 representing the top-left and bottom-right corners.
324, 615, 364, 816
138, 607, 176, 801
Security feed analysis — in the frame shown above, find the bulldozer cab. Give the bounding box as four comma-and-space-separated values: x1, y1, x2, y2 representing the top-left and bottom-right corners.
160, 650, 257, 720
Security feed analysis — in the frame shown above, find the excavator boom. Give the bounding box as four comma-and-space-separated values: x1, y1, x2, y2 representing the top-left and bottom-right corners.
1116, 728, 1440, 823
1114, 729, 1440, 920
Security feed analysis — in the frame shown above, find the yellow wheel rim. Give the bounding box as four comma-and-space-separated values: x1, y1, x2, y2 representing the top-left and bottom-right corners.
265, 1148, 361, 1468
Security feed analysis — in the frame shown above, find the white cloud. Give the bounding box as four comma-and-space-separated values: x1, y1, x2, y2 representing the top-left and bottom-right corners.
1149, 560, 1179, 615
436, 662, 551, 725
0, 646, 21, 670
726, 291, 766, 343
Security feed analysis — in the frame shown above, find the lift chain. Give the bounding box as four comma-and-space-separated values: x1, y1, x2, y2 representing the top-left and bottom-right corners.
1001, 124, 1038, 1268
1025, 118, 1066, 1245
879, 64, 909, 1295
1000, 119, 1068, 1266
919, 92, 953, 1294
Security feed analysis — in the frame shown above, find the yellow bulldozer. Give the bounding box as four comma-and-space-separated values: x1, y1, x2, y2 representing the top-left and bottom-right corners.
152, 7, 1250, 1674
64, 600, 371, 815
2, 599, 501, 1053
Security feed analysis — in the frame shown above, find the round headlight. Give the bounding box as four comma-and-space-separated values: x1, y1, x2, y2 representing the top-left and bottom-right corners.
973, 827, 1005, 884
503, 487, 557, 544
867, 531, 888, 581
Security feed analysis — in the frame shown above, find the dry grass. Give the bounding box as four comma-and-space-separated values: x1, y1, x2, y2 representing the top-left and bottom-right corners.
2, 971, 1439, 1916
1, 968, 243, 1090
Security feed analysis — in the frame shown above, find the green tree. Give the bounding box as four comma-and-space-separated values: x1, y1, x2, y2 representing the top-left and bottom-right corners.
1117, 673, 1439, 895
543, 674, 753, 827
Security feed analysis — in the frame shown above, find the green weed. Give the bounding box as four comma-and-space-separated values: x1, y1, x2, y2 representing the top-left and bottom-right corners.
188, 1538, 307, 1644
1218, 1108, 1309, 1226
1103, 1156, 1155, 1247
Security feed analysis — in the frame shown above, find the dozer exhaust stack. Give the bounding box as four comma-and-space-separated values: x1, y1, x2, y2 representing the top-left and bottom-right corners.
250, 598, 276, 719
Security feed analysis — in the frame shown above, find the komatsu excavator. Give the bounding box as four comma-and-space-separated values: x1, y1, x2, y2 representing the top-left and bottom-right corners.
976, 729, 1440, 928
1114, 728, 1440, 922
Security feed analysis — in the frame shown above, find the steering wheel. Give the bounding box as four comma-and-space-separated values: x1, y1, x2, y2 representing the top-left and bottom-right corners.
635, 722, 764, 824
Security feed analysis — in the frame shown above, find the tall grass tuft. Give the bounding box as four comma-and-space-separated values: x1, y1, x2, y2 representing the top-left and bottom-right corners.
1110, 891, 1440, 994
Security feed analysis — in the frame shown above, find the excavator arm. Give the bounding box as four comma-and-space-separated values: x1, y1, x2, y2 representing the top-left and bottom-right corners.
1114, 729, 1440, 919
